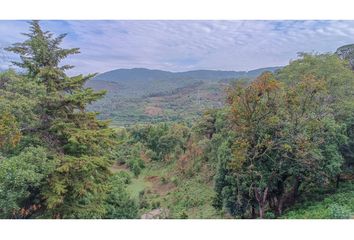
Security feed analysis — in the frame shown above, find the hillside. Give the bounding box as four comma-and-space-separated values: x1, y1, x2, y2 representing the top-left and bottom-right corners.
2, 21, 354, 221
87, 67, 281, 126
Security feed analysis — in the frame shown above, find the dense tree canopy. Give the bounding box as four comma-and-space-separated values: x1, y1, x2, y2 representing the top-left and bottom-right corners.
212, 54, 354, 218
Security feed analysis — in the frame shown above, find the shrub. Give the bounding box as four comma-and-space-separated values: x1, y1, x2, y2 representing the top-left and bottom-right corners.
104, 174, 138, 219
128, 158, 145, 176
116, 171, 132, 184
329, 203, 351, 219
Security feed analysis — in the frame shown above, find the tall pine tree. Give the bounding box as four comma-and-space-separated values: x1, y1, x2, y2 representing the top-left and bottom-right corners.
6, 21, 115, 218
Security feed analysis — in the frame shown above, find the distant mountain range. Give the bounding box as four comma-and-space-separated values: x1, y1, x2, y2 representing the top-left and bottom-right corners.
93, 67, 282, 82
87, 66, 282, 126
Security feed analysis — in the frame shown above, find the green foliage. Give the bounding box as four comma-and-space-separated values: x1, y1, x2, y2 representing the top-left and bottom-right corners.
276, 53, 354, 169
129, 123, 189, 162
128, 158, 145, 177
213, 60, 352, 218
42, 155, 111, 218
213, 137, 238, 214
0, 112, 21, 150
0, 70, 46, 152
104, 173, 138, 219
0, 147, 55, 218
283, 182, 354, 219
0, 21, 117, 218
193, 110, 217, 139
329, 203, 351, 219
1, 22, 354, 220
111, 133, 145, 176
88, 67, 280, 126
120, 52, 354, 219
166, 178, 218, 218
115, 171, 132, 184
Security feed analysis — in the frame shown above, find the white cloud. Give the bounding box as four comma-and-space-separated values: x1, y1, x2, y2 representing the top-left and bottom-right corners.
0, 20, 354, 74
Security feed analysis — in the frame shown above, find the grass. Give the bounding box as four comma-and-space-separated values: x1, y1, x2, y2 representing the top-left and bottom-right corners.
163, 177, 221, 218
119, 158, 222, 218
117, 159, 354, 219
282, 181, 354, 219
127, 175, 152, 199
118, 159, 354, 219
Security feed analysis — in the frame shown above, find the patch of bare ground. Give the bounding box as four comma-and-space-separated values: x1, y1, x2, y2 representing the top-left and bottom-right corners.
140, 151, 151, 164
144, 106, 163, 116
110, 162, 129, 173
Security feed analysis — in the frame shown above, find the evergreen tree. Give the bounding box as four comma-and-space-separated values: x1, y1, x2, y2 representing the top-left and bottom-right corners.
104, 174, 138, 219
5, 20, 115, 218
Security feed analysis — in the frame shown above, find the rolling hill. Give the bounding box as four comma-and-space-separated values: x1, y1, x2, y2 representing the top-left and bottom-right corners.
87, 67, 282, 126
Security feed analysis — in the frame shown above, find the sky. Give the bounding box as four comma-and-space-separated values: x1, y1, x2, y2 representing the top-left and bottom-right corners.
0, 20, 354, 75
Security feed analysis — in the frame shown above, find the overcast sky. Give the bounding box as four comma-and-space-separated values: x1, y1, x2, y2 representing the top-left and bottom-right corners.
0, 20, 354, 75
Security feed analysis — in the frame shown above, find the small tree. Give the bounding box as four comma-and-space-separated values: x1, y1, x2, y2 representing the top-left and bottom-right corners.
104, 174, 138, 219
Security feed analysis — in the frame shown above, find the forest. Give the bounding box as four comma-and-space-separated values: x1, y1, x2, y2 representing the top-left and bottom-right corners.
1, 21, 354, 219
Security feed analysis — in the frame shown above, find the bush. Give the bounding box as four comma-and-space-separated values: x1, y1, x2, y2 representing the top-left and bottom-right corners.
329, 203, 351, 219
282, 182, 354, 219
116, 171, 132, 184
171, 176, 178, 185
104, 174, 138, 219
179, 211, 189, 219
151, 201, 161, 209
128, 158, 145, 176
139, 191, 150, 209
0, 147, 55, 218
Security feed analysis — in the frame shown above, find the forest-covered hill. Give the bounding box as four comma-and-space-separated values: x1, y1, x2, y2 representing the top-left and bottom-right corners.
87, 67, 281, 126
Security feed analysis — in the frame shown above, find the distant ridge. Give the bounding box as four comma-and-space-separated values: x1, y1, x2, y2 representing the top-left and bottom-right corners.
93, 66, 282, 83
87, 66, 282, 126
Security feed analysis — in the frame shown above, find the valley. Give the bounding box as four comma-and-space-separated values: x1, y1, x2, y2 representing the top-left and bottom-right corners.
87, 67, 281, 126
2, 20, 354, 220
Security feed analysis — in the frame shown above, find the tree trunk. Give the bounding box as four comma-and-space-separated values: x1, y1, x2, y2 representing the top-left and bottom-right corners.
259, 205, 265, 219
255, 187, 269, 219
274, 177, 301, 217
336, 174, 340, 189
290, 178, 301, 204
277, 197, 284, 216
251, 206, 257, 219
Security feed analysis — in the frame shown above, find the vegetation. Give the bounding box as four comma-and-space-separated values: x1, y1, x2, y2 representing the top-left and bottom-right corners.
282, 181, 354, 219
87, 68, 280, 126
1, 21, 354, 219
214, 70, 346, 217
0, 21, 128, 219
